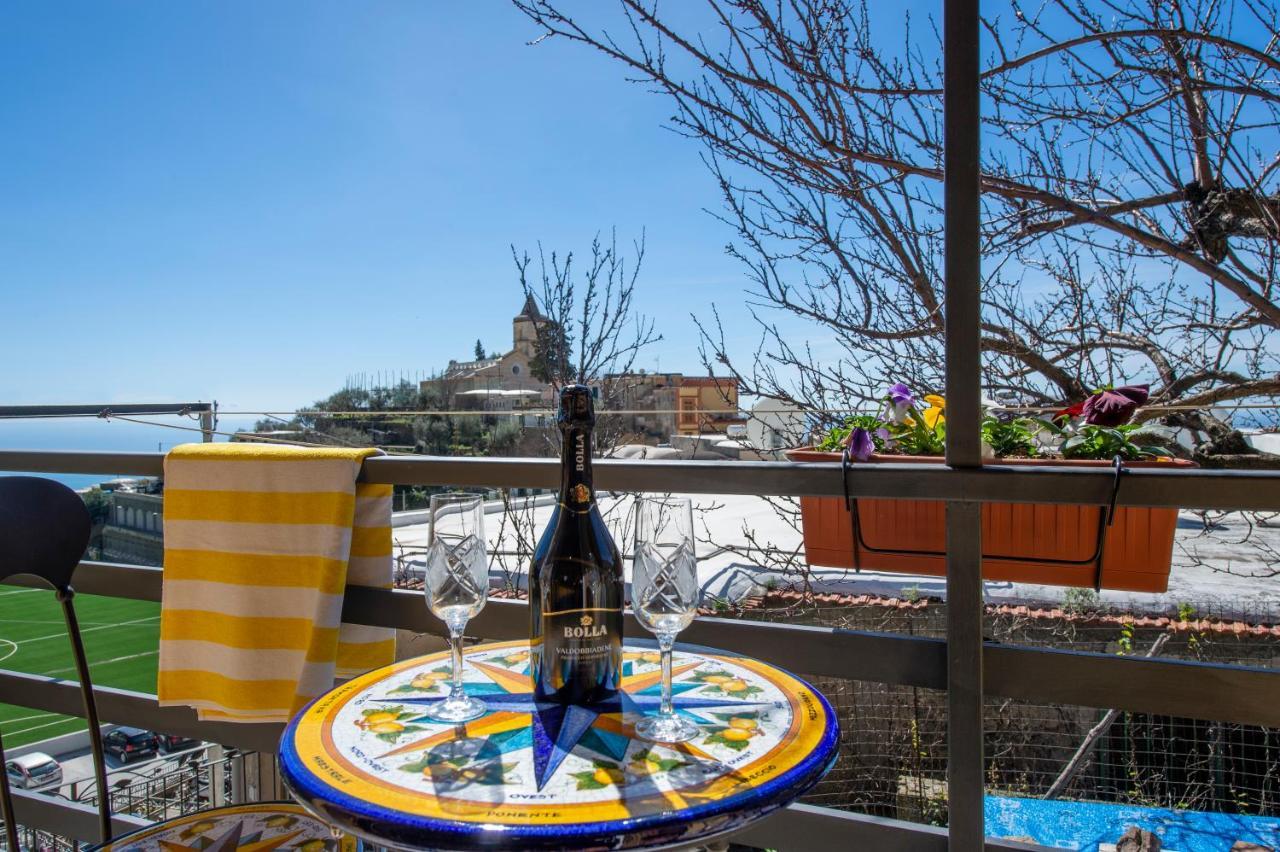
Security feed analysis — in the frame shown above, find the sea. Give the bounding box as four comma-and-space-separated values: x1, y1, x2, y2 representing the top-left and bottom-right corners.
0, 414, 266, 490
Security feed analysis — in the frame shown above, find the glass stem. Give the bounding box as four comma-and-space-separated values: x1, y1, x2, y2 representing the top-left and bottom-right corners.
449, 624, 466, 701
658, 634, 675, 718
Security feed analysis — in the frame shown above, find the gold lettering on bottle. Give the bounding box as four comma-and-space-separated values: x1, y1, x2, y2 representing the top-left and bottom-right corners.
562, 612, 608, 639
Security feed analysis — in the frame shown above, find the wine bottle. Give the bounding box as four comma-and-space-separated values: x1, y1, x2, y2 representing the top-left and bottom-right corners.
529, 384, 624, 705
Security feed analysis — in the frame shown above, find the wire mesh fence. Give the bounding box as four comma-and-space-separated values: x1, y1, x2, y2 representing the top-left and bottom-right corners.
743, 596, 1280, 825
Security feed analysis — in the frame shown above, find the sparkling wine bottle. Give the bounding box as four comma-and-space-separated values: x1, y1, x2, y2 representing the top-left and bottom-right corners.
529, 384, 623, 705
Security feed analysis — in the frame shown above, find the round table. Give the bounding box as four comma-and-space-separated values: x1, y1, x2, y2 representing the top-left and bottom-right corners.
91, 802, 359, 850
279, 639, 839, 851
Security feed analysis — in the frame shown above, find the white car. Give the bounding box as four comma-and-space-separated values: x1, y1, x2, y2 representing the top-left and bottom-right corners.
5, 752, 63, 789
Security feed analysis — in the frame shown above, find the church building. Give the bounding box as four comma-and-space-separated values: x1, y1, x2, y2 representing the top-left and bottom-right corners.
419, 296, 554, 411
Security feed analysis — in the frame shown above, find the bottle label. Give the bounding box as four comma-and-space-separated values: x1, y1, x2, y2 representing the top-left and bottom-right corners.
545, 608, 615, 661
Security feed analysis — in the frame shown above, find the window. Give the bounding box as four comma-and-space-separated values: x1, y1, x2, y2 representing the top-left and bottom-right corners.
512, 365, 521, 375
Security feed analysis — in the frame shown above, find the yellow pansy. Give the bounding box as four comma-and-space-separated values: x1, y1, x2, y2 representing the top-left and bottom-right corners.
921, 394, 945, 428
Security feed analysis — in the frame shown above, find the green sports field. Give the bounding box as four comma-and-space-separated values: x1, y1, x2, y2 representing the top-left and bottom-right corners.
0, 584, 160, 748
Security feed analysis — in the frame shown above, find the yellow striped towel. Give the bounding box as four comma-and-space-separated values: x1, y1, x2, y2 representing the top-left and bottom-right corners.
157, 443, 396, 723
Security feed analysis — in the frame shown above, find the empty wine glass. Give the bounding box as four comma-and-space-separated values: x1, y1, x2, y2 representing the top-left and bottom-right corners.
423, 493, 489, 723
632, 495, 700, 743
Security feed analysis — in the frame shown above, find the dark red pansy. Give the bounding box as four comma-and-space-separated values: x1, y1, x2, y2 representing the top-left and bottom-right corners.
1082, 384, 1149, 427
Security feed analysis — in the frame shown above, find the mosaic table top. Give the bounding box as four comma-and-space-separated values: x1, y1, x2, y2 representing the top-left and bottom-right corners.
92, 802, 357, 851
279, 639, 839, 851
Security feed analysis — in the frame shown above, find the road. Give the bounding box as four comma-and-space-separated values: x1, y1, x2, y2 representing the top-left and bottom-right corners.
23, 741, 209, 802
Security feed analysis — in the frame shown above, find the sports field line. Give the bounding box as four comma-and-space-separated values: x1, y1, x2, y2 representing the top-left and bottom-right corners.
0, 619, 135, 627
6, 718, 74, 739
0, 589, 42, 597
0, 711, 59, 726
14, 615, 160, 646
45, 649, 158, 677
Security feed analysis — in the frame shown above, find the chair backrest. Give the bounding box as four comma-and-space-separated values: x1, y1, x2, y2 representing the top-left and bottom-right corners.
0, 476, 111, 844
0, 476, 91, 591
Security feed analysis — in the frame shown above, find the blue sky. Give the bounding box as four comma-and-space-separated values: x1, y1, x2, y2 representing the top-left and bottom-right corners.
1, 1, 769, 413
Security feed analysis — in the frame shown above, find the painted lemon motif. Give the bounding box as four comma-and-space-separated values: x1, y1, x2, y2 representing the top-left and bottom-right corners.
410, 673, 442, 689
367, 721, 405, 735
641, 652, 662, 664
359, 711, 399, 728
702, 675, 731, 685
296, 841, 328, 852
263, 814, 299, 828
721, 679, 750, 693
629, 753, 661, 773
728, 717, 758, 731
593, 767, 627, 786
721, 727, 752, 742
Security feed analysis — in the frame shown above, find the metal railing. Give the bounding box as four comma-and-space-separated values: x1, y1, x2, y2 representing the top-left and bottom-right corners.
3, 449, 1280, 851
4, 4, 1278, 848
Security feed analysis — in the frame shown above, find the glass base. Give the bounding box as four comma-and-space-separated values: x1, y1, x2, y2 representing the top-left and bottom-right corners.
636, 712, 699, 744
424, 693, 487, 723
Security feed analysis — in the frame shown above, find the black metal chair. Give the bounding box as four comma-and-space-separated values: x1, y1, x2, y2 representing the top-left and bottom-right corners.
0, 477, 351, 850
0, 475, 110, 848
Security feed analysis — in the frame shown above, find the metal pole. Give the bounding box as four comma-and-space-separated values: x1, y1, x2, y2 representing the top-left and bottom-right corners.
199, 403, 216, 443
943, 0, 984, 848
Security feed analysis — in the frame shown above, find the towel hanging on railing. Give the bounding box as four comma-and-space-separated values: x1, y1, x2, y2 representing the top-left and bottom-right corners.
157, 443, 396, 723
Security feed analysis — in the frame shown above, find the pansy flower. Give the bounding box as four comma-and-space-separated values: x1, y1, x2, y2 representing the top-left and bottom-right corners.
886, 383, 915, 423
921, 394, 946, 429
844, 426, 875, 461
1082, 384, 1149, 427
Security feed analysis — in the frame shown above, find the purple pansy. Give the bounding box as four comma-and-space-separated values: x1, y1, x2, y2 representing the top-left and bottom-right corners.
1082, 384, 1149, 427
886, 382, 915, 423
887, 383, 915, 407
844, 426, 875, 461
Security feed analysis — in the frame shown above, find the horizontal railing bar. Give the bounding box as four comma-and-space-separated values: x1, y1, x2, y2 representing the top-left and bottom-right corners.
3, 716, 1046, 850
0, 403, 212, 419
986, 646, 1280, 728
5, 449, 1280, 510
345, 581, 952, 690
0, 670, 283, 753
10, 786, 150, 843
18, 563, 1280, 726
18, 563, 949, 690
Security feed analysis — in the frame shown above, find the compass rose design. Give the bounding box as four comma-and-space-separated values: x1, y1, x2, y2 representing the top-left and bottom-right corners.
370, 655, 774, 792
95, 804, 345, 852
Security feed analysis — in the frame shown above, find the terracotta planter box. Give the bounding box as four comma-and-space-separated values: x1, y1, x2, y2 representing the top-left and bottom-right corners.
785, 449, 1195, 593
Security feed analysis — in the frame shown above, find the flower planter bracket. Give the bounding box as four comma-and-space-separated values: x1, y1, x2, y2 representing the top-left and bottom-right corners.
840, 452, 1128, 591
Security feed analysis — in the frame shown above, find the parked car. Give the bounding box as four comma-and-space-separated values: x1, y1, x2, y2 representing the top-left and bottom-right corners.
155, 732, 200, 753
103, 726, 158, 763
5, 752, 63, 789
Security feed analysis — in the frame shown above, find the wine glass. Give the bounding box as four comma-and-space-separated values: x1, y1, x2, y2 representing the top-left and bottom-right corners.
632, 495, 700, 743
423, 493, 489, 723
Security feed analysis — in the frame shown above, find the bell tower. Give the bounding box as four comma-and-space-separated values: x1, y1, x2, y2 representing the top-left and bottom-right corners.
513, 294, 544, 361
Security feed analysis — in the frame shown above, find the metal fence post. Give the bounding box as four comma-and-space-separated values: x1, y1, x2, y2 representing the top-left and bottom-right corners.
943, 0, 985, 848
199, 403, 216, 443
